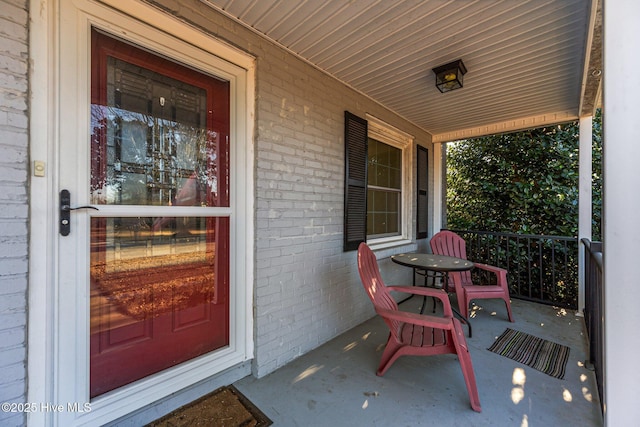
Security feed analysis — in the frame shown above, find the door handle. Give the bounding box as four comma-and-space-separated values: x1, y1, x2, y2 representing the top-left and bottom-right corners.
60, 189, 99, 236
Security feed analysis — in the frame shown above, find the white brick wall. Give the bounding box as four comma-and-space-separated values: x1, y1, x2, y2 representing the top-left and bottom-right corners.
0, 0, 29, 426
250, 54, 416, 376
151, 0, 433, 378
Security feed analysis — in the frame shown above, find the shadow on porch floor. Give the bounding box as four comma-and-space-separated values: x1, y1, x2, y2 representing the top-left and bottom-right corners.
234, 297, 603, 426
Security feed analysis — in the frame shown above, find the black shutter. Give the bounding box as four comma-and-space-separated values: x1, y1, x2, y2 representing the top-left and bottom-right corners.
344, 111, 368, 251
416, 145, 429, 239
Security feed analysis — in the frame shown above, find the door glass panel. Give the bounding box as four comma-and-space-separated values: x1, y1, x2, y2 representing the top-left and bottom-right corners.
90, 42, 229, 208
90, 216, 228, 397
89, 29, 230, 398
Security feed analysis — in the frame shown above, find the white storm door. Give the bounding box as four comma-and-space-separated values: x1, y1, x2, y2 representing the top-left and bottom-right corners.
50, 1, 253, 425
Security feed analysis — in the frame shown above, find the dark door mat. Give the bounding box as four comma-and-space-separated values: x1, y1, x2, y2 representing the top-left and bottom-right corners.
146, 385, 272, 427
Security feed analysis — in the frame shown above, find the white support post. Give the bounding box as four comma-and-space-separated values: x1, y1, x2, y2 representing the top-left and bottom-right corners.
603, 0, 640, 423
577, 115, 592, 314
432, 142, 444, 233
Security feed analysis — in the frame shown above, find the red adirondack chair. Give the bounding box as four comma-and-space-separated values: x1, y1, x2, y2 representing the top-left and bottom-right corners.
430, 230, 514, 322
357, 243, 481, 412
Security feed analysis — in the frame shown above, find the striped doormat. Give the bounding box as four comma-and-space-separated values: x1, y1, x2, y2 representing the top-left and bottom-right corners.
488, 328, 570, 379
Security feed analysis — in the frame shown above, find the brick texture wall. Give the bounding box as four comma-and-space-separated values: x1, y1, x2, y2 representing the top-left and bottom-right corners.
149, 0, 433, 378
0, 0, 29, 426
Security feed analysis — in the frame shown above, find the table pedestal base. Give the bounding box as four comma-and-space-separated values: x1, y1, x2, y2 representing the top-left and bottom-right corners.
414, 268, 472, 337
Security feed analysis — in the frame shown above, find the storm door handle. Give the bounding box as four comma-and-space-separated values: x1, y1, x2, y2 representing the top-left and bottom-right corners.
59, 189, 99, 236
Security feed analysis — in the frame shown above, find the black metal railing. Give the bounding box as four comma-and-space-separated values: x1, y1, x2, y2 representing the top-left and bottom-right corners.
450, 229, 579, 309
582, 238, 604, 414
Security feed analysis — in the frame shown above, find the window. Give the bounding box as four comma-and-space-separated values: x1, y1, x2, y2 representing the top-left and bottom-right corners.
344, 112, 413, 250
367, 138, 401, 237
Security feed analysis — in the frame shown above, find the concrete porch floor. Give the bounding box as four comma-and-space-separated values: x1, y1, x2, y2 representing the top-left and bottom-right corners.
234, 296, 603, 426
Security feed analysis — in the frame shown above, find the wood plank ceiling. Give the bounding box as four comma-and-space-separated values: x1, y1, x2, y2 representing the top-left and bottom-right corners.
202, 0, 599, 142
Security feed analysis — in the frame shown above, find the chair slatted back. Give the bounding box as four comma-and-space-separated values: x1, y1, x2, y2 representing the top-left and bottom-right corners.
357, 243, 401, 336
430, 230, 473, 285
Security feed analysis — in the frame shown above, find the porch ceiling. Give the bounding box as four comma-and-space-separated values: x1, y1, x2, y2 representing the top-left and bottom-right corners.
202, 0, 601, 142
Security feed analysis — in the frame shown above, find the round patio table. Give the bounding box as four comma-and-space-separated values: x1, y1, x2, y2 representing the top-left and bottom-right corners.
391, 253, 474, 273
391, 253, 474, 336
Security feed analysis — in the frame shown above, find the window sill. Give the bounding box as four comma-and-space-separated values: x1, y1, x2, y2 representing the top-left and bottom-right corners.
368, 239, 417, 259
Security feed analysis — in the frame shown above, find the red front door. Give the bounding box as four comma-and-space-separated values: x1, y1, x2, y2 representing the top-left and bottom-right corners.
89, 29, 230, 398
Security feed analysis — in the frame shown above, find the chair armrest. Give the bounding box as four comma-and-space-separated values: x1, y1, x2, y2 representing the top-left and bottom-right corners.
474, 262, 506, 274
473, 262, 508, 288
387, 286, 454, 317
375, 307, 453, 330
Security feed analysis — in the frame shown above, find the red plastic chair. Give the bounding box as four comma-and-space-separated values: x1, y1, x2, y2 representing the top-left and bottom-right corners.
357, 243, 481, 412
430, 230, 514, 322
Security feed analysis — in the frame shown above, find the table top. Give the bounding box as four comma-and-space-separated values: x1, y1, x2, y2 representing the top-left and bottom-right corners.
390, 253, 474, 272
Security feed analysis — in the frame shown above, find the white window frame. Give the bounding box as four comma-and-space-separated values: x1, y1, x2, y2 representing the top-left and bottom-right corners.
366, 115, 414, 250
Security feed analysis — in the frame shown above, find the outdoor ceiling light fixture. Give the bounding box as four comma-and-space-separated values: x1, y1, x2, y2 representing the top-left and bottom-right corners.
432, 59, 467, 93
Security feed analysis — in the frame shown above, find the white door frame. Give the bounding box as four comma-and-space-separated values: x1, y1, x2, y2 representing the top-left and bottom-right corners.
28, 1, 255, 425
